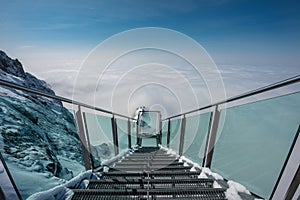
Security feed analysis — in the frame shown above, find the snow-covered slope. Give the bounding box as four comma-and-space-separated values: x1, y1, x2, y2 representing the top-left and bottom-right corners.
0, 50, 61, 107
0, 50, 85, 199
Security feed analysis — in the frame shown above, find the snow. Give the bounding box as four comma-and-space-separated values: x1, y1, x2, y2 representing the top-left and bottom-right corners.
3, 144, 256, 200
27, 170, 92, 200
225, 180, 251, 200
6, 161, 66, 199
198, 171, 208, 179
201, 167, 224, 180
161, 146, 254, 200
102, 148, 132, 167
0, 87, 26, 101
213, 181, 222, 188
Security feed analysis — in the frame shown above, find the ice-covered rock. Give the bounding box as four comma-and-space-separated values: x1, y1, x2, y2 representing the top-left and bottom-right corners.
0, 50, 85, 199
0, 50, 61, 107
0, 51, 25, 78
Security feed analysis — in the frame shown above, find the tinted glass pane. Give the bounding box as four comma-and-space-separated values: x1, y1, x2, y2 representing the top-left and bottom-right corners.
116, 118, 128, 152
169, 118, 181, 152
183, 112, 211, 166
141, 112, 159, 135
211, 92, 300, 199
84, 113, 114, 168
130, 121, 137, 147
161, 121, 168, 146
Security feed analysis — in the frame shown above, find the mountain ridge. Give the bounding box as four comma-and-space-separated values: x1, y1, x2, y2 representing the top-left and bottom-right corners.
0, 50, 85, 199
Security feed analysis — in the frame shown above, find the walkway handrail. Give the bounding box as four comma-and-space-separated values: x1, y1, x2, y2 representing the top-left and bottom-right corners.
163, 75, 300, 121
0, 78, 134, 120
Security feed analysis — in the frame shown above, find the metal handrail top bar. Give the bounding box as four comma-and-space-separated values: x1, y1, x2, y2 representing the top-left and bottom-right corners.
0, 79, 134, 120
163, 74, 300, 121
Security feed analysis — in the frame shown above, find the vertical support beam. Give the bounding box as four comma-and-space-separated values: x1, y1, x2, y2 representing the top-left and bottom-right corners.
158, 113, 162, 145
204, 105, 220, 168
0, 152, 22, 200
284, 165, 300, 200
179, 115, 186, 156
167, 119, 171, 148
111, 115, 119, 156
271, 125, 300, 200
127, 118, 131, 149
75, 106, 92, 170
82, 112, 93, 169
136, 113, 142, 146
202, 112, 213, 167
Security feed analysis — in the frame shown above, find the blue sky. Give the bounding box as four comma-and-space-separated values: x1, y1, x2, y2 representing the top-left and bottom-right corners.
1, 0, 300, 116
1, 0, 300, 66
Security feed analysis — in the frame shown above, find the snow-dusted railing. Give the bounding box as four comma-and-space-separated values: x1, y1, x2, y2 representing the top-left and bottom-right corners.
161, 75, 300, 200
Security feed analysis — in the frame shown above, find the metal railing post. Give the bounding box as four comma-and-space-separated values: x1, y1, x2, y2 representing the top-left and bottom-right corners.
127, 118, 131, 149
284, 165, 300, 200
179, 115, 186, 156
0, 152, 22, 200
111, 115, 119, 156
82, 112, 93, 169
167, 119, 171, 148
203, 105, 220, 168
270, 125, 300, 200
75, 106, 92, 170
159, 114, 162, 145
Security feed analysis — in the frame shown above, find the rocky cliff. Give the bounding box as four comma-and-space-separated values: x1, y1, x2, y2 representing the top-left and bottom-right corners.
0, 50, 84, 198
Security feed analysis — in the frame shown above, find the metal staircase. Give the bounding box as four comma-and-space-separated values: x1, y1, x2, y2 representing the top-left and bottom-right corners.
71, 147, 227, 200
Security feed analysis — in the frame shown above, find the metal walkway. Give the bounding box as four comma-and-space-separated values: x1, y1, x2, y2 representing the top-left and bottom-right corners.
71, 147, 226, 200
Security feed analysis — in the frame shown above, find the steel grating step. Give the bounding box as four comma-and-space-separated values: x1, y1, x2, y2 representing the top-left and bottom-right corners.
71, 188, 227, 200
122, 158, 179, 163
133, 147, 160, 152
114, 161, 185, 166
71, 147, 227, 200
127, 152, 173, 156
88, 178, 214, 189
109, 165, 193, 172
125, 156, 177, 160
100, 171, 201, 178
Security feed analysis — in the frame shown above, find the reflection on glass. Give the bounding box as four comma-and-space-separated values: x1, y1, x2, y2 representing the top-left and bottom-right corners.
0, 95, 84, 199
0, 153, 19, 200
84, 113, 114, 168
140, 112, 159, 136
161, 121, 168, 146
211, 92, 300, 199
138, 112, 160, 147
183, 112, 211, 166
116, 118, 128, 152
130, 120, 137, 147
169, 118, 181, 152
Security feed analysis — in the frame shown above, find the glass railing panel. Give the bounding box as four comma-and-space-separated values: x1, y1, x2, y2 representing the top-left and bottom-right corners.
139, 112, 160, 147
130, 120, 137, 147
183, 112, 211, 166
84, 113, 114, 168
0, 152, 20, 199
169, 118, 181, 152
140, 112, 159, 135
0, 95, 84, 199
116, 118, 129, 153
161, 121, 168, 146
211, 91, 300, 199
